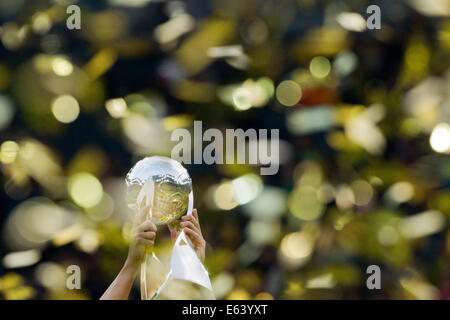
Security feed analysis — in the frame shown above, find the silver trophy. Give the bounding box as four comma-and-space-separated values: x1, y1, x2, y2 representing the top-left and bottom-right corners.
126, 156, 192, 225
125, 156, 192, 299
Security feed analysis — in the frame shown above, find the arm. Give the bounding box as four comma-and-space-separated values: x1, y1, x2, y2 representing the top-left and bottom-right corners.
100, 260, 139, 300
101, 201, 156, 300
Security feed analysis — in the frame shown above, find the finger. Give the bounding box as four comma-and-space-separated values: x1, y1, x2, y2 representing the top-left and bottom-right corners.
182, 214, 200, 230
137, 238, 154, 247
184, 228, 204, 246
139, 231, 156, 241
192, 209, 201, 229
180, 221, 200, 234
181, 215, 200, 231
192, 209, 199, 220
138, 220, 157, 232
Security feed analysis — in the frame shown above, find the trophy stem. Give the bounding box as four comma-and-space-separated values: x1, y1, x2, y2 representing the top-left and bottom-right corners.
140, 254, 148, 300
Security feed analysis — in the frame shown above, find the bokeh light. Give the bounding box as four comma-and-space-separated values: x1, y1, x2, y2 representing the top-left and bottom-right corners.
429, 123, 450, 153
68, 173, 104, 209
0, 140, 19, 164
309, 56, 331, 79
51, 56, 73, 77
276, 80, 302, 107
51, 95, 80, 124
280, 231, 315, 268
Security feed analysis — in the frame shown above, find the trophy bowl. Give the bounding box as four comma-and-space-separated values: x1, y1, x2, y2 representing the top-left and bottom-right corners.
125, 156, 192, 226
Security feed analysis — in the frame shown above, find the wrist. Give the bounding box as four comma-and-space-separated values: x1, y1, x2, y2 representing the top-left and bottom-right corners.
124, 257, 140, 273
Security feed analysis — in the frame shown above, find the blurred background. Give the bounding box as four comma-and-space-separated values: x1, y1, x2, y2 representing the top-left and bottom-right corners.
0, 0, 449, 300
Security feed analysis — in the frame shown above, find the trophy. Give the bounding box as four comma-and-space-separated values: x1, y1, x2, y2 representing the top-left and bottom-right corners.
126, 156, 192, 226
126, 156, 212, 300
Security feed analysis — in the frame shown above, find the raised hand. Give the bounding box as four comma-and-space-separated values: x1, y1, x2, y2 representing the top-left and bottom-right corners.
168, 209, 206, 262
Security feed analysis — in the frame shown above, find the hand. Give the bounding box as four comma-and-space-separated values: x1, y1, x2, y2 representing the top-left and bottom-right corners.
169, 209, 206, 262
126, 199, 157, 268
